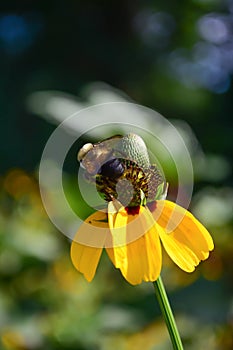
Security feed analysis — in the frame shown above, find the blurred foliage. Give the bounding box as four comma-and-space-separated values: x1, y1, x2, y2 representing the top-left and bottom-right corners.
0, 1, 233, 349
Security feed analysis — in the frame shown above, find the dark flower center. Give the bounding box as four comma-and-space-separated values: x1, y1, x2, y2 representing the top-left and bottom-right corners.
95, 158, 164, 207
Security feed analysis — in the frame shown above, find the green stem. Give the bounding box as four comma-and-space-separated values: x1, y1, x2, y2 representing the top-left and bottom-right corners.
153, 276, 184, 350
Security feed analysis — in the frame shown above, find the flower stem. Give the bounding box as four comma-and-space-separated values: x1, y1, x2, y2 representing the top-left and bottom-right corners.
153, 276, 184, 350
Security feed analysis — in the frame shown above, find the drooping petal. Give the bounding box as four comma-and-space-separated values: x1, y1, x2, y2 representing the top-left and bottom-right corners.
106, 205, 162, 285
70, 211, 109, 281
150, 200, 214, 272
71, 242, 103, 281
108, 198, 123, 235
107, 201, 128, 269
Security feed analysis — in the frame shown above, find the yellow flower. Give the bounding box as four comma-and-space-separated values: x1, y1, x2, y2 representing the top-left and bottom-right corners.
70, 199, 214, 285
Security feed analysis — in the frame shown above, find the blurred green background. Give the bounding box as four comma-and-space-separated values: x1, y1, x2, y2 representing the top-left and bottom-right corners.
0, 1, 233, 349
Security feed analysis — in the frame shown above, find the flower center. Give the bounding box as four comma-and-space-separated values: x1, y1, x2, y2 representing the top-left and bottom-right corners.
95, 158, 164, 207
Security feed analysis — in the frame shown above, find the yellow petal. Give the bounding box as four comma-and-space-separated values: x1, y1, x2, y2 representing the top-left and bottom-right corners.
151, 200, 214, 272
107, 200, 127, 245
106, 206, 162, 285
70, 211, 108, 281
72, 210, 109, 247
107, 200, 128, 250
71, 242, 103, 281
